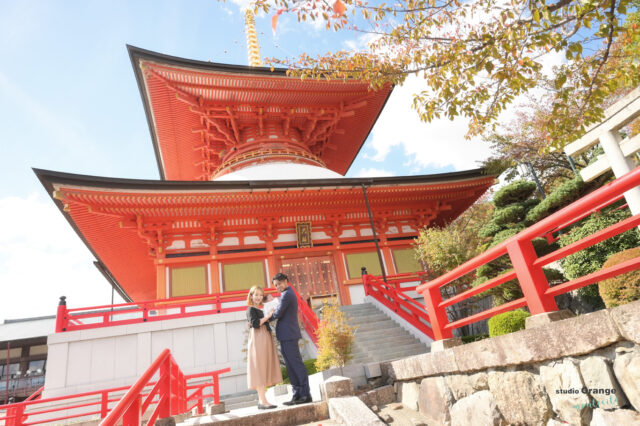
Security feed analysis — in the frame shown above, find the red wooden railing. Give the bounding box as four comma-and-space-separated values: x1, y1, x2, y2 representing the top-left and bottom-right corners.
362, 167, 640, 342
290, 286, 319, 345
0, 352, 229, 426
363, 272, 433, 339
55, 285, 320, 345
55, 288, 280, 333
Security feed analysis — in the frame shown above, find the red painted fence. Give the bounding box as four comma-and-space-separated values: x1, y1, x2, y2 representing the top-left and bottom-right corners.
0, 351, 229, 426
55, 286, 319, 344
364, 166, 640, 341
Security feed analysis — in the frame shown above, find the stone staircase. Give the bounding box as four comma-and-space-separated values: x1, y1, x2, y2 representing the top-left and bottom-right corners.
219, 390, 259, 411
339, 303, 429, 364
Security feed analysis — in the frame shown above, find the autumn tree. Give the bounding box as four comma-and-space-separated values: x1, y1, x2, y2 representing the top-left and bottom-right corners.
254, 0, 640, 148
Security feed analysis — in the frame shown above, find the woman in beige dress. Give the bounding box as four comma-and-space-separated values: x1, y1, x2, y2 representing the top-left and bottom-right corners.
246, 285, 283, 409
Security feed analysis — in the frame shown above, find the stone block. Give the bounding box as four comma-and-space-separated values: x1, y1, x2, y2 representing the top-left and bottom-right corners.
430, 337, 463, 352
418, 376, 454, 425
450, 390, 505, 426
609, 300, 640, 344
210, 401, 329, 425
540, 359, 591, 425
444, 374, 474, 401
590, 408, 640, 425
205, 401, 226, 415
401, 381, 420, 411
358, 385, 395, 407
579, 356, 627, 408
364, 362, 381, 379
526, 309, 575, 329
469, 372, 489, 391
455, 310, 622, 372
613, 348, 640, 411
328, 396, 385, 425
321, 375, 354, 400
488, 370, 552, 426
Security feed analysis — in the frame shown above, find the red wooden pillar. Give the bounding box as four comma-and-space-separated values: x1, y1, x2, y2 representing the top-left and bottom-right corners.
156, 262, 167, 299
158, 357, 172, 419
55, 296, 68, 332
506, 239, 558, 314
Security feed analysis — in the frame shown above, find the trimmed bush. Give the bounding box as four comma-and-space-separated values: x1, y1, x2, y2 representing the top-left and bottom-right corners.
479, 221, 503, 238
525, 178, 586, 225
493, 180, 537, 207
281, 358, 318, 384
461, 333, 489, 343
488, 310, 531, 337
598, 247, 640, 308
522, 198, 541, 210
490, 226, 525, 246
493, 205, 526, 226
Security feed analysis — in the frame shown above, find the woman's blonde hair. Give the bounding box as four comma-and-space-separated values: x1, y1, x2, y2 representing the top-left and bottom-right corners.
246, 285, 264, 306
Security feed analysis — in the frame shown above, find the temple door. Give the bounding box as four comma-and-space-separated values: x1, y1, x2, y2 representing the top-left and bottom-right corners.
279, 256, 340, 305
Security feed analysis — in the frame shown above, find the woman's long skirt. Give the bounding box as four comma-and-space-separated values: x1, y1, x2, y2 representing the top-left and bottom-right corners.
247, 325, 283, 389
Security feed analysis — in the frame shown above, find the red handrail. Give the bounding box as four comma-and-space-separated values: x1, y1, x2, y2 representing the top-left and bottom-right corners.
363, 274, 433, 339
0, 361, 229, 425
406, 166, 640, 340
56, 288, 280, 333
289, 286, 319, 345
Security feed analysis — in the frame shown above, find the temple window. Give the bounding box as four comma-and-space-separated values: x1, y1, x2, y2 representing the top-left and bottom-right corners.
345, 251, 382, 279
392, 248, 423, 273
170, 265, 208, 297
222, 260, 267, 292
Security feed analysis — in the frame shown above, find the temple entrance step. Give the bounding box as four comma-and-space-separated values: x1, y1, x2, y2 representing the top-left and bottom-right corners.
219, 389, 259, 411
339, 303, 429, 365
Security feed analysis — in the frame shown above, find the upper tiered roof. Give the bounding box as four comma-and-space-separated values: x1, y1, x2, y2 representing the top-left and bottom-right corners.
128, 46, 393, 181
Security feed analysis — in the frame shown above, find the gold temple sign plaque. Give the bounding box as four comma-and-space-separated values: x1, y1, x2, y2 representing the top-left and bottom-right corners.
296, 222, 313, 248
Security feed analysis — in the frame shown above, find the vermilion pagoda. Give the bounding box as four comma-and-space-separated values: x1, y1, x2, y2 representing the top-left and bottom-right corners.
36, 46, 494, 306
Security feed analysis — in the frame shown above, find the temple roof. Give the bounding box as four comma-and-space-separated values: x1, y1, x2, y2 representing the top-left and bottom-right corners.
36, 168, 494, 301
128, 45, 393, 181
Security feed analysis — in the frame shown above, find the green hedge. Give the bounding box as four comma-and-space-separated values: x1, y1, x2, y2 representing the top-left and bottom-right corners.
525, 178, 586, 225
488, 310, 530, 337
493, 205, 526, 226
280, 358, 318, 384
493, 180, 537, 207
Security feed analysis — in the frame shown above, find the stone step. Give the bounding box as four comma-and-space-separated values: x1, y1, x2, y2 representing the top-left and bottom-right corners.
220, 390, 259, 411
352, 320, 399, 333
343, 313, 389, 324
356, 334, 418, 348
352, 342, 427, 360
353, 325, 414, 338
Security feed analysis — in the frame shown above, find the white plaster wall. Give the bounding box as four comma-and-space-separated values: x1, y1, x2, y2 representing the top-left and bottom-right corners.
348, 285, 366, 305
44, 311, 253, 399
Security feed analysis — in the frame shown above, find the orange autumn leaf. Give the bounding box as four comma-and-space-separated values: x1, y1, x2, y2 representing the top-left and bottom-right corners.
332, 0, 346, 17
272, 9, 284, 34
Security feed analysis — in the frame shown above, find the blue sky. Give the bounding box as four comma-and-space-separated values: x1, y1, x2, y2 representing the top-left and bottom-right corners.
0, 0, 493, 321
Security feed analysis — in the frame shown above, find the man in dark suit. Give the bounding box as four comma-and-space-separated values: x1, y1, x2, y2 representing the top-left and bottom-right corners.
266, 273, 312, 405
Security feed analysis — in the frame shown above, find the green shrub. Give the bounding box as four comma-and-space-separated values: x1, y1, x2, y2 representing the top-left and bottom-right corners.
281, 358, 318, 384
598, 247, 640, 308
493, 180, 537, 207
522, 198, 541, 211
488, 310, 530, 337
493, 205, 526, 226
479, 221, 503, 238
461, 333, 489, 343
490, 226, 525, 246
525, 178, 586, 225
559, 209, 640, 280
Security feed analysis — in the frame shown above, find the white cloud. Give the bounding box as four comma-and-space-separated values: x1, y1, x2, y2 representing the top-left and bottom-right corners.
354, 167, 394, 177
368, 76, 493, 171
0, 194, 123, 322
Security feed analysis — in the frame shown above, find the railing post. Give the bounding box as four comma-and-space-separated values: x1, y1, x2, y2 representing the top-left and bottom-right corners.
170, 360, 179, 415
213, 373, 220, 405
196, 387, 204, 414
122, 394, 141, 426
55, 296, 67, 332
423, 286, 453, 340
6, 404, 24, 426
100, 390, 109, 418
506, 238, 558, 314
158, 356, 171, 419
361, 267, 369, 295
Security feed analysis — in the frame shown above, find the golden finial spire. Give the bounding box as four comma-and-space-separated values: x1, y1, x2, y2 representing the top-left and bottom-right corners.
244, 9, 263, 67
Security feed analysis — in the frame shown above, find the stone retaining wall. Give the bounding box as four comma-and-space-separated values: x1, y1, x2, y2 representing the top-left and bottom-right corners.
381, 300, 640, 425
